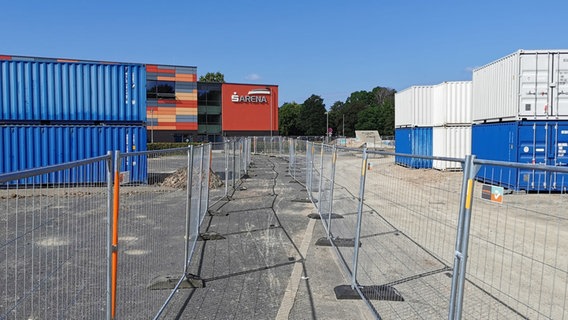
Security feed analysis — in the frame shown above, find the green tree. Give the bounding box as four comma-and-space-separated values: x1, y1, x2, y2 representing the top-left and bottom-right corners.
342, 91, 376, 137
378, 99, 395, 136
278, 102, 302, 136
199, 72, 225, 82
371, 86, 396, 136
298, 95, 326, 136
329, 101, 345, 137
356, 105, 380, 130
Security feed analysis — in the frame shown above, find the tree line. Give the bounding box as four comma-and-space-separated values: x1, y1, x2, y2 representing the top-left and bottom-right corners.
278, 86, 396, 138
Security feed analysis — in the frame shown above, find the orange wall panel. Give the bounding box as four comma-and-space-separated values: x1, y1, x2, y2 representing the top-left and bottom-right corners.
176, 108, 197, 116
156, 68, 175, 74
157, 76, 176, 81
221, 84, 278, 132
157, 108, 177, 115
175, 74, 196, 82
175, 123, 198, 130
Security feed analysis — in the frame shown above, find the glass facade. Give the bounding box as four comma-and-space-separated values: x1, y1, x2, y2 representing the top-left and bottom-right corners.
197, 82, 222, 136
198, 83, 222, 107
146, 80, 176, 100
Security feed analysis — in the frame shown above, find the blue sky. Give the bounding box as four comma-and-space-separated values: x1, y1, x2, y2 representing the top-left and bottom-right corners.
1, 1, 567, 106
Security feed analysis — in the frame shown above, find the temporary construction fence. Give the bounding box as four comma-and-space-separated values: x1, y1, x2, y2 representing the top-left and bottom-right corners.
252, 136, 294, 157
0, 154, 113, 320
1, 138, 251, 320
284, 140, 568, 319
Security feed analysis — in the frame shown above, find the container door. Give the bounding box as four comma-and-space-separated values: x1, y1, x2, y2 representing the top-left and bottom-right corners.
517, 122, 548, 190
395, 128, 412, 167
554, 53, 568, 117
548, 122, 568, 190
411, 127, 432, 169
519, 53, 551, 118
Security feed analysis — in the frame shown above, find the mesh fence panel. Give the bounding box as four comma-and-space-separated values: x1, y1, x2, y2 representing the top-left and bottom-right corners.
1, 155, 111, 320
115, 148, 190, 319
461, 162, 568, 319
209, 143, 229, 205
359, 151, 463, 318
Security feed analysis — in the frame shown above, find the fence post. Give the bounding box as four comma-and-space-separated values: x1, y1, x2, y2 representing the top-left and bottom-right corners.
248, 138, 252, 168
232, 140, 236, 188
317, 144, 325, 214
184, 145, 194, 272
111, 151, 121, 320
289, 139, 294, 179
244, 139, 249, 175
205, 143, 212, 215
196, 146, 204, 230
327, 146, 337, 239
106, 151, 113, 320
236, 140, 241, 180
351, 147, 368, 289
224, 142, 229, 198
448, 155, 478, 320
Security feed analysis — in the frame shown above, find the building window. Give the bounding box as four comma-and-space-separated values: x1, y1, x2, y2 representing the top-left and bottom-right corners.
197, 82, 222, 106
197, 114, 220, 125
147, 80, 175, 99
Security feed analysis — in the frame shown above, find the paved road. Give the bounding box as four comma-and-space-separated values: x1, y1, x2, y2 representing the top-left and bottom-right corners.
159, 154, 372, 319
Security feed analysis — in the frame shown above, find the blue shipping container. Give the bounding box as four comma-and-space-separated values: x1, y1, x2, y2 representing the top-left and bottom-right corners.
0, 60, 146, 122
0, 125, 147, 184
395, 127, 433, 168
472, 121, 568, 191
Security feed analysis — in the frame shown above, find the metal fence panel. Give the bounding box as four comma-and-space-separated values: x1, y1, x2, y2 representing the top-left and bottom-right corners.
1, 155, 112, 320
460, 161, 568, 319
115, 148, 191, 319
208, 143, 229, 205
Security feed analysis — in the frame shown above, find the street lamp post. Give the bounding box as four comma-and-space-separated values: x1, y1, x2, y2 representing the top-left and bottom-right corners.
325, 111, 329, 143
263, 87, 272, 138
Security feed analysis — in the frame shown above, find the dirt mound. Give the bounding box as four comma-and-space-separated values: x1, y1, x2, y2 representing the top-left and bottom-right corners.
159, 168, 224, 189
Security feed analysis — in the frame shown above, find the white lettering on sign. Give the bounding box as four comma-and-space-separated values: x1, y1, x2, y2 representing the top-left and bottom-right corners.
536, 148, 545, 152
562, 130, 568, 134
231, 92, 268, 104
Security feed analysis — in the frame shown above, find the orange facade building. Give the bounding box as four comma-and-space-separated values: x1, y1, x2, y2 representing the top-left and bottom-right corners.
221, 83, 278, 137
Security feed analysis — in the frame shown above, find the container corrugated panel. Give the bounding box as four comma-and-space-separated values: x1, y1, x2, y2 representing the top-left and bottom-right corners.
395, 127, 433, 168
395, 86, 434, 127
473, 50, 568, 123
395, 88, 413, 127
395, 127, 412, 164
0, 60, 146, 122
432, 126, 471, 170
0, 125, 147, 184
432, 81, 472, 126
472, 121, 568, 191
413, 87, 434, 127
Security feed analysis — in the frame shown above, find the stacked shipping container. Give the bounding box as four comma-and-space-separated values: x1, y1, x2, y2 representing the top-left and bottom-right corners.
0, 56, 147, 183
395, 82, 472, 170
394, 86, 434, 168
472, 50, 568, 191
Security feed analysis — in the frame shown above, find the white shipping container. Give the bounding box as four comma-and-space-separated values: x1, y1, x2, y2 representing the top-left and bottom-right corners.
395, 85, 434, 127
473, 49, 568, 122
432, 126, 471, 170
432, 81, 472, 126
395, 87, 413, 127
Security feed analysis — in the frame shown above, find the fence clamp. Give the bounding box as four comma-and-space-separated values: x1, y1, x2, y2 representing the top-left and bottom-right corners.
454, 250, 463, 260
112, 244, 119, 252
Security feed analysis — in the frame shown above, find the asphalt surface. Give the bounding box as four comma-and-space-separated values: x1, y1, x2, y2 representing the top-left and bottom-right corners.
162, 154, 372, 319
